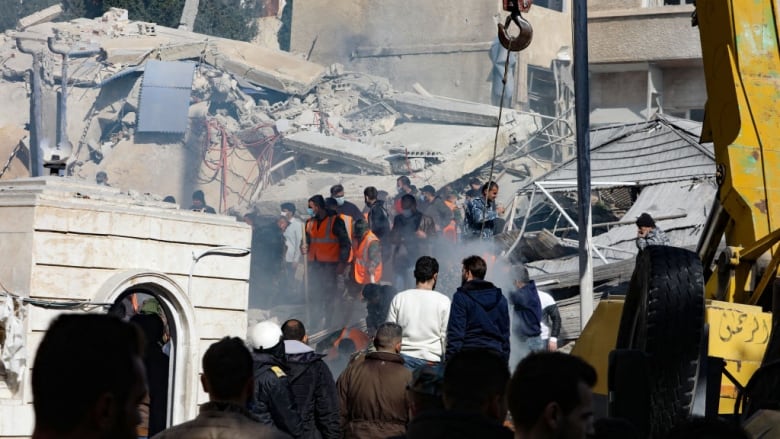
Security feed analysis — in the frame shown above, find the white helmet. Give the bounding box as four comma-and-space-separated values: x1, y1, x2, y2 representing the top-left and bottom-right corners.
249, 321, 282, 350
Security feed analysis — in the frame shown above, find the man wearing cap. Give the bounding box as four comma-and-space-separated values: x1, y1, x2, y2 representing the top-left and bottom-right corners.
420, 185, 454, 234
635, 212, 670, 251
330, 184, 363, 221
249, 321, 303, 438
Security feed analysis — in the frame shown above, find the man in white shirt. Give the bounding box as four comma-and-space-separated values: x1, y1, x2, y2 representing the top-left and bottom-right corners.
281, 202, 304, 294
538, 288, 562, 351
387, 256, 451, 371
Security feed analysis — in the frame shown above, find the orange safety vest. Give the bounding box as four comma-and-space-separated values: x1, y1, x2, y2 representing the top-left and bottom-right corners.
306, 215, 340, 262
340, 214, 354, 262
353, 231, 382, 284
442, 200, 458, 243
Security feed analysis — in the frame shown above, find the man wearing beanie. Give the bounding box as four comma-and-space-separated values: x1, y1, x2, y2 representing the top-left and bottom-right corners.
635, 212, 670, 250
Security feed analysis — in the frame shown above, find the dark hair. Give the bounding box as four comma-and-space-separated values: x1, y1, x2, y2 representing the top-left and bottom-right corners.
462, 255, 487, 280
421, 185, 436, 195
414, 256, 439, 283
163, 195, 176, 203
364, 186, 378, 200
666, 417, 750, 439
374, 322, 403, 350
508, 352, 597, 430
281, 202, 296, 213
401, 193, 417, 208
330, 184, 344, 195
325, 197, 338, 208
515, 265, 530, 284
308, 194, 325, 209
130, 312, 165, 346
397, 176, 411, 186
443, 349, 510, 411
481, 181, 499, 195
338, 338, 356, 356
202, 337, 253, 401
281, 319, 306, 341
469, 178, 482, 187
362, 283, 382, 301
33, 314, 144, 433
636, 212, 655, 228
192, 189, 206, 202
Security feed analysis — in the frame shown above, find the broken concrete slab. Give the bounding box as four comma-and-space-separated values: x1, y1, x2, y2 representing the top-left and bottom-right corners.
282, 131, 392, 174
391, 92, 513, 127
17, 4, 63, 30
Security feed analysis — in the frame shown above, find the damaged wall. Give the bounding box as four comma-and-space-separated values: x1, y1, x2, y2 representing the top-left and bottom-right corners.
290, 0, 501, 104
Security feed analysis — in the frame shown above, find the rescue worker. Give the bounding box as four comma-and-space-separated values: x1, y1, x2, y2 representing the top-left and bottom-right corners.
364, 186, 392, 278
393, 176, 417, 216
352, 219, 382, 286
248, 321, 303, 438
303, 195, 351, 329
190, 190, 216, 213
391, 194, 436, 291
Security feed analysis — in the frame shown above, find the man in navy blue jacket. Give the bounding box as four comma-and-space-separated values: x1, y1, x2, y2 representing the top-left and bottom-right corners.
445, 255, 510, 363
508, 266, 544, 370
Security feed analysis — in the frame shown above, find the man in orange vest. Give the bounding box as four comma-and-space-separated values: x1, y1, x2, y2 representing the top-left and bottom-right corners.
303, 194, 352, 330
352, 219, 382, 287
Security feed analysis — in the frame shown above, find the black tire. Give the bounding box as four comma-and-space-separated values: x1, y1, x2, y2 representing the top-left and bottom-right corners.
615, 246, 705, 438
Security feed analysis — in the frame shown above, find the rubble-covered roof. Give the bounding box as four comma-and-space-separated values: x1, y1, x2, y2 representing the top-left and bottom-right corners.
522, 115, 715, 192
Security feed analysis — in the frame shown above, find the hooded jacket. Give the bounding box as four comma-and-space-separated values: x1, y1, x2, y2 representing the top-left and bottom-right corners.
366, 199, 391, 241
508, 280, 542, 338
401, 410, 513, 439
251, 343, 304, 438
284, 340, 340, 439
445, 280, 510, 362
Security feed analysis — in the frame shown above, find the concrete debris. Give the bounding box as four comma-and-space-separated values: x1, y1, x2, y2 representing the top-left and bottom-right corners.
17, 4, 64, 31
0, 7, 543, 216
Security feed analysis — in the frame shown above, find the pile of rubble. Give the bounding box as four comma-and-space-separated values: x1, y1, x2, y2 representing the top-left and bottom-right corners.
0, 7, 541, 215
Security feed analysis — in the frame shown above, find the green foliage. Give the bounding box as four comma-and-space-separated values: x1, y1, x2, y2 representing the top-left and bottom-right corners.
194, 0, 257, 42
0, 0, 62, 32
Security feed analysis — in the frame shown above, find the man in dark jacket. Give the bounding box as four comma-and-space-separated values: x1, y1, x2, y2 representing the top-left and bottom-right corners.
330, 184, 364, 221
364, 186, 391, 276
249, 321, 303, 438
337, 322, 412, 439
420, 185, 454, 233
281, 319, 340, 439
391, 194, 436, 290
508, 265, 544, 369
445, 255, 510, 363
404, 350, 513, 439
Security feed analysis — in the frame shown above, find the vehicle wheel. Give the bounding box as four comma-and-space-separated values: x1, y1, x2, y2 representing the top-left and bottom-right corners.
616, 246, 705, 437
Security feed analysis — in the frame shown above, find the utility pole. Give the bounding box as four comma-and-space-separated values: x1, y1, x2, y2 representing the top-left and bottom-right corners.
573, 0, 594, 329
179, 0, 200, 31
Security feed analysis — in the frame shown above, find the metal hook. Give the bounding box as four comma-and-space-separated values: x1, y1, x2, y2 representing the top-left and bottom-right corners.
498, 11, 533, 52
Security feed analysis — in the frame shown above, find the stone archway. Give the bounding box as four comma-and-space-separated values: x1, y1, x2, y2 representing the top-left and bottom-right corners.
95, 270, 200, 426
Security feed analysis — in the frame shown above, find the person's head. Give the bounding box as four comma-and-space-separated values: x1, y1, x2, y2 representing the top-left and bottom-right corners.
469, 177, 482, 191
130, 312, 165, 349
373, 322, 403, 353
414, 256, 439, 288
508, 352, 598, 439
354, 218, 370, 241
249, 321, 283, 351
277, 216, 289, 231
281, 202, 296, 220
96, 171, 108, 185
481, 181, 499, 202
462, 255, 487, 282
443, 349, 510, 421
514, 265, 531, 289
308, 195, 326, 217
666, 416, 750, 439
337, 338, 356, 358
325, 197, 339, 212
397, 176, 411, 192
400, 194, 417, 216
201, 337, 254, 404
636, 212, 655, 235
364, 186, 378, 205
330, 184, 346, 206
32, 314, 146, 439
421, 185, 436, 202
162, 195, 176, 204
281, 319, 307, 344
192, 190, 206, 209
408, 366, 445, 417
362, 283, 382, 304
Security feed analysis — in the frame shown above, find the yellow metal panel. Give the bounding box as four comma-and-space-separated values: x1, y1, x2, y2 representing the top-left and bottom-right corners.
705, 300, 772, 413
571, 299, 623, 396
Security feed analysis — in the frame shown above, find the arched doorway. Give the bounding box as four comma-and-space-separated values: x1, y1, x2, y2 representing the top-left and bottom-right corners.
95, 270, 199, 428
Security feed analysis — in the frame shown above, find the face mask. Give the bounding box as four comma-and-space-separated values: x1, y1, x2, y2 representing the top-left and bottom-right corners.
280, 211, 286, 216
397, 187, 404, 194
419, 195, 426, 202
307, 207, 314, 216
335, 196, 345, 206
402, 208, 412, 218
